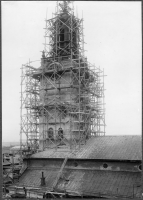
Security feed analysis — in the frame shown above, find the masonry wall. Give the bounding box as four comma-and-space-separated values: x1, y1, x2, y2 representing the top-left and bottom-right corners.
25, 158, 142, 173
39, 60, 80, 149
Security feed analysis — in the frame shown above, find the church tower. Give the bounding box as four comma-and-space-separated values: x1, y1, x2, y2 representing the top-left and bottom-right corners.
20, 1, 105, 151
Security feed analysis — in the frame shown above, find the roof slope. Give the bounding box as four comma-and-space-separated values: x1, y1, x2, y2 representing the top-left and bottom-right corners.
31, 135, 142, 160
18, 168, 59, 190
58, 169, 141, 198
16, 167, 141, 198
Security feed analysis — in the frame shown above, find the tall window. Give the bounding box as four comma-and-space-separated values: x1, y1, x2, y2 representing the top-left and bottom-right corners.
58, 128, 63, 140
59, 29, 64, 41
48, 128, 54, 139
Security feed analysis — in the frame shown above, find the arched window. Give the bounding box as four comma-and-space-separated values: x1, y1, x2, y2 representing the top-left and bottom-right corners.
48, 128, 54, 139
58, 128, 64, 140
138, 164, 142, 171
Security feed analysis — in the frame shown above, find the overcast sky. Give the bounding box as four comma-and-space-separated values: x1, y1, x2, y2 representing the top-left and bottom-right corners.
2, 1, 141, 142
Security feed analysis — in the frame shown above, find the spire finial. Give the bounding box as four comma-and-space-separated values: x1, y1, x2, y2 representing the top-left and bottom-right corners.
59, 1, 73, 13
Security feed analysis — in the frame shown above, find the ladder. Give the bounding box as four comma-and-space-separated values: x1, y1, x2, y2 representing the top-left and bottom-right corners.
52, 157, 68, 191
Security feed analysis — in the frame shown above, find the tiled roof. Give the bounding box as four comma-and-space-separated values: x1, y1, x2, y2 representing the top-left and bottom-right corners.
16, 167, 141, 198
17, 168, 59, 190
57, 169, 141, 198
31, 135, 141, 160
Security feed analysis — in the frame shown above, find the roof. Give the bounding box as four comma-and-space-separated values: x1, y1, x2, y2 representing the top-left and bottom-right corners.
18, 168, 59, 190
16, 167, 141, 198
31, 135, 142, 160
2, 148, 10, 154
57, 169, 141, 198
10, 146, 25, 150
10, 146, 21, 150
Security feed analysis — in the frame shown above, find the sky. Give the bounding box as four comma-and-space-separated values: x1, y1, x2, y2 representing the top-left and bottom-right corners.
2, 1, 142, 142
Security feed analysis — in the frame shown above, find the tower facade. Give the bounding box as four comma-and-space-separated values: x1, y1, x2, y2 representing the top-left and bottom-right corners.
20, 1, 105, 151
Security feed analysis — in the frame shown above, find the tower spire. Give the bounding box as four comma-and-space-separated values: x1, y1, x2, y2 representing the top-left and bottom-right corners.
59, 1, 72, 13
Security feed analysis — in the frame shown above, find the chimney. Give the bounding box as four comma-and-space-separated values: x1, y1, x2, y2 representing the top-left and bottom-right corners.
41, 171, 45, 186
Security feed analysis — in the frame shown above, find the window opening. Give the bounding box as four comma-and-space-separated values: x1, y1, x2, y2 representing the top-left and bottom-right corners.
48, 128, 54, 139
139, 165, 142, 171
103, 163, 108, 169
60, 29, 64, 41
58, 128, 64, 140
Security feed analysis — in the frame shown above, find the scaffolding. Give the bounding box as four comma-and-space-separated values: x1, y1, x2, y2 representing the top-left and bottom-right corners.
20, 1, 105, 152
20, 62, 40, 150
